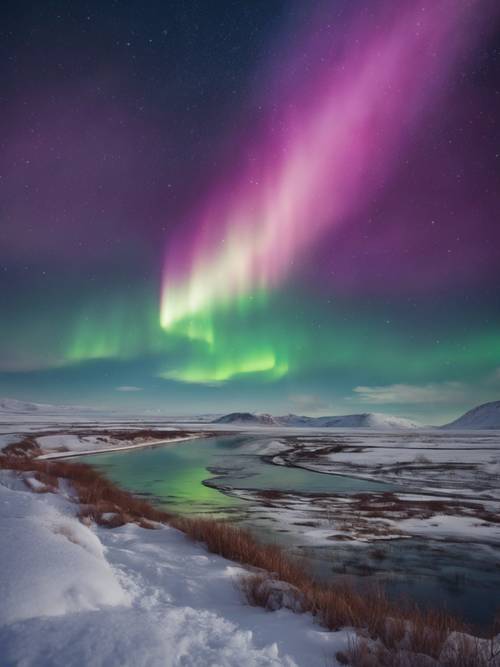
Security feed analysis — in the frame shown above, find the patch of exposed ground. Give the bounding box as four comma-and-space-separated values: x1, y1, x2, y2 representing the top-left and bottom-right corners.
228, 486, 500, 545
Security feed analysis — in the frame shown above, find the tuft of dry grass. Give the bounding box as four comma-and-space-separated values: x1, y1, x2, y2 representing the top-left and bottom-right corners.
239, 573, 276, 609
345, 631, 500, 666
170, 515, 307, 585
3, 436, 41, 457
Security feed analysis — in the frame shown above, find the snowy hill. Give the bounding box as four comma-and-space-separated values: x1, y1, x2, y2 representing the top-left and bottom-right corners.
442, 400, 500, 430
0, 397, 98, 415
214, 411, 420, 429
213, 412, 279, 425
285, 413, 420, 429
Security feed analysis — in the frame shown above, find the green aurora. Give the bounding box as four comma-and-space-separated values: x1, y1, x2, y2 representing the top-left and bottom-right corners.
1, 0, 499, 423
5, 285, 497, 388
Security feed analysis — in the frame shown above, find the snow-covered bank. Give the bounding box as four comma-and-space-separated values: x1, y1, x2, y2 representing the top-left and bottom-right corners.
36, 434, 202, 460
0, 470, 348, 667
0, 427, 206, 460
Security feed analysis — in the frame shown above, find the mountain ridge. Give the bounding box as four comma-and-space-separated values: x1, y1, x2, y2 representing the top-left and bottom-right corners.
213, 411, 421, 429
0, 398, 99, 415
2, 397, 499, 429
441, 400, 500, 430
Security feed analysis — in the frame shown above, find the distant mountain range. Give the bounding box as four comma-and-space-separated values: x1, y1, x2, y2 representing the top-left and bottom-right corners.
213, 411, 421, 429
214, 401, 500, 430
0, 398, 99, 415
1, 397, 499, 429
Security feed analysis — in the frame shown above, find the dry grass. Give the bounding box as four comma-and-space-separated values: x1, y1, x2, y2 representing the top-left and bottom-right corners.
344, 630, 500, 666
239, 573, 277, 608
170, 515, 307, 585
344, 491, 499, 526
2, 436, 41, 457
171, 515, 471, 659
0, 454, 173, 527
257, 489, 286, 501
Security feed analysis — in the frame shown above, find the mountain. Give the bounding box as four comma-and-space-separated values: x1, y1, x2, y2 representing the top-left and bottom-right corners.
441, 400, 500, 430
0, 397, 98, 415
283, 413, 420, 429
213, 411, 420, 429
213, 412, 279, 425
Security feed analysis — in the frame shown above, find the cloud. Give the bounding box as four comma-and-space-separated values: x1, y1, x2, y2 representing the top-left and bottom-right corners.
351, 382, 466, 405
115, 385, 143, 392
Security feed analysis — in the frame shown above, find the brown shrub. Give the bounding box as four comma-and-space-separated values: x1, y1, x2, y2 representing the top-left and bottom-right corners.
174, 517, 416, 632
257, 489, 285, 500
344, 638, 435, 666
3, 436, 41, 457
239, 573, 276, 608
346, 631, 500, 666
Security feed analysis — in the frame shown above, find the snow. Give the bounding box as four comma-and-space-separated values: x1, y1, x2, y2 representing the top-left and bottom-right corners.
283, 412, 420, 429
214, 412, 280, 425
396, 513, 500, 543
36, 433, 200, 459
287, 429, 500, 500
37, 433, 100, 452
236, 439, 290, 456
23, 474, 50, 491
0, 474, 130, 624
440, 631, 500, 664
0, 470, 350, 667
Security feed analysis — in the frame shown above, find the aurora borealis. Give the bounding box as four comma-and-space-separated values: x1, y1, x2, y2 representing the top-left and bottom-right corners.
1, 0, 499, 422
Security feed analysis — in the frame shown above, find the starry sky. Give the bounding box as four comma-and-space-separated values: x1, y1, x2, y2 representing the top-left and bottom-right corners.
1, 0, 499, 423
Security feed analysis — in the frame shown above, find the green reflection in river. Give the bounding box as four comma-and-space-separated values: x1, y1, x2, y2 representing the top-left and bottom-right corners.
86, 439, 242, 515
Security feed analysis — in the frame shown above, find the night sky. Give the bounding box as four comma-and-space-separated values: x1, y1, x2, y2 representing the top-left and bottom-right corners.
1, 0, 499, 423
